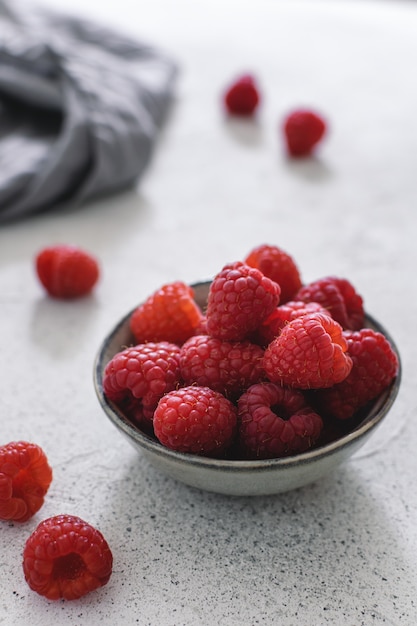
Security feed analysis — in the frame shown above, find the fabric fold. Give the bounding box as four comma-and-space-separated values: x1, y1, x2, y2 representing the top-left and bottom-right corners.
0, 0, 178, 222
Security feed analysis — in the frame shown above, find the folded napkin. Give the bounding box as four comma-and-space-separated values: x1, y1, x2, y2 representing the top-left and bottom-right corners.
0, 0, 178, 222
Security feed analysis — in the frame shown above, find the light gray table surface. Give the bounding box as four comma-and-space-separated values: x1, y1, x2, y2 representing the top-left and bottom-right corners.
0, 1, 416, 624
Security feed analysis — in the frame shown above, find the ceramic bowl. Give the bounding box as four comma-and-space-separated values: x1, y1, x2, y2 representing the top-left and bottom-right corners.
93, 281, 401, 497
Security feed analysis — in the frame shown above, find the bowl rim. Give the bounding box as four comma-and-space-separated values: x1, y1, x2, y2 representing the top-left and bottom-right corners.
93, 282, 402, 473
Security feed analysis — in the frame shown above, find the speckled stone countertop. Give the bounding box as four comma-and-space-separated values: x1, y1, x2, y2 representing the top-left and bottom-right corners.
1, 1, 416, 624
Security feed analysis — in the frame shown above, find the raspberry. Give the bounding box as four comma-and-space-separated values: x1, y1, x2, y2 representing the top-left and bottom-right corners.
194, 315, 208, 336
36, 245, 99, 298
0, 441, 52, 523
206, 261, 280, 341
296, 276, 365, 330
103, 342, 182, 425
153, 386, 237, 456
130, 281, 203, 345
237, 383, 323, 459
264, 313, 353, 389
180, 334, 265, 398
23, 514, 113, 600
255, 300, 328, 347
223, 74, 260, 116
283, 109, 327, 157
313, 328, 399, 420
244, 244, 302, 303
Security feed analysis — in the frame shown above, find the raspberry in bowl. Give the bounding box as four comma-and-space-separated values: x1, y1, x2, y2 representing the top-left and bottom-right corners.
94, 273, 401, 497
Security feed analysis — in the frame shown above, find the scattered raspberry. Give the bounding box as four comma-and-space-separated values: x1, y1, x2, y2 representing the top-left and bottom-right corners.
36, 245, 99, 298
130, 281, 203, 345
153, 386, 237, 456
237, 383, 323, 459
180, 335, 265, 398
223, 74, 260, 116
283, 109, 327, 157
313, 328, 399, 420
296, 276, 365, 330
255, 300, 328, 347
264, 313, 353, 389
0, 441, 52, 523
103, 342, 182, 425
206, 261, 280, 341
244, 244, 302, 303
23, 514, 113, 600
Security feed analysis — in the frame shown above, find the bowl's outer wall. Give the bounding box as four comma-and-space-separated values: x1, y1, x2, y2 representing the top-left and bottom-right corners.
112, 421, 371, 495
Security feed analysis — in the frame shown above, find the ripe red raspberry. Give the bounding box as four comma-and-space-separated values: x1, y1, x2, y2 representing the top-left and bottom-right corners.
130, 281, 203, 345
103, 342, 182, 425
0, 441, 52, 523
296, 276, 365, 330
244, 244, 302, 303
255, 300, 328, 347
153, 386, 237, 456
23, 514, 113, 600
313, 328, 399, 420
238, 383, 323, 459
194, 315, 208, 336
206, 261, 280, 341
223, 74, 260, 116
283, 109, 327, 157
180, 334, 265, 398
36, 245, 99, 298
264, 313, 353, 389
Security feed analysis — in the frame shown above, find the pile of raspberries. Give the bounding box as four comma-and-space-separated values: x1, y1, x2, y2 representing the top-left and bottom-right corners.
103, 244, 399, 460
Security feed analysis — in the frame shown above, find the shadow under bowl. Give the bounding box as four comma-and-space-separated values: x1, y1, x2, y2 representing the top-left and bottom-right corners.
93, 281, 401, 497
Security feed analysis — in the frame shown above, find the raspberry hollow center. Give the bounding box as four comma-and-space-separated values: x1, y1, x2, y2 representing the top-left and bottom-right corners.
12, 469, 43, 498
52, 553, 86, 580
270, 403, 291, 421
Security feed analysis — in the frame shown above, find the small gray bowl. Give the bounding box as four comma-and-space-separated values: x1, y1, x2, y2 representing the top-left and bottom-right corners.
93, 282, 401, 497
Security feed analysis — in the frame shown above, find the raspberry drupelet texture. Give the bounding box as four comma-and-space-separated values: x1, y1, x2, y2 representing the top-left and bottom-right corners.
206, 261, 280, 341
244, 244, 302, 303
130, 281, 203, 345
254, 300, 328, 347
223, 74, 260, 116
0, 441, 53, 522
296, 276, 365, 330
193, 315, 208, 336
23, 514, 113, 600
263, 313, 353, 389
313, 328, 399, 420
283, 109, 327, 157
153, 386, 237, 455
36, 245, 99, 299
103, 342, 182, 425
238, 383, 323, 459
180, 334, 265, 398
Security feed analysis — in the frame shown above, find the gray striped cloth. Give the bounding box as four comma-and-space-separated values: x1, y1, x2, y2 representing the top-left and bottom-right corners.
0, 0, 178, 222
